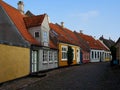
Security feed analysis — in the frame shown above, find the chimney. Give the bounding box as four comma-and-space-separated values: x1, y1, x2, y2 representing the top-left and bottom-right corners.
109, 37, 111, 40
80, 30, 83, 33
17, 1, 24, 14
61, 22, 64, 28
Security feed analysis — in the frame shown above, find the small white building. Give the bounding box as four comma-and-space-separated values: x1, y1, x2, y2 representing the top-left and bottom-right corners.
24, 14, 58, 73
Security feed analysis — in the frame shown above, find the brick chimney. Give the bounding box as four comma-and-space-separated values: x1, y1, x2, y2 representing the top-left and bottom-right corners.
17, 1, 24, 14
61, 22, 64, 28
80, 30, 83, 33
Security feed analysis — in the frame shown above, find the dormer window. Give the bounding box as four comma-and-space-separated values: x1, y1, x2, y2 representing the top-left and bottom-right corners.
34, 32, 39, 38
43, 31, 48, 42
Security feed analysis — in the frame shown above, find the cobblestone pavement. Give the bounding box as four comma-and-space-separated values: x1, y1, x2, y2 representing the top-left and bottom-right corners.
1, 62, 120, 90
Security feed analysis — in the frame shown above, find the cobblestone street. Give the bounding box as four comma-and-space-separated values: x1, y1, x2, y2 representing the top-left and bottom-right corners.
1, 62, 120, 90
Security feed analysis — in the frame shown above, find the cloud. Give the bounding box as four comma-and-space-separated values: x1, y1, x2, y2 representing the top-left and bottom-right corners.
71, 10, 100, 22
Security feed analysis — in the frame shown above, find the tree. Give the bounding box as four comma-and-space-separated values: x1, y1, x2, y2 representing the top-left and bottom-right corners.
67, 46, 74, 66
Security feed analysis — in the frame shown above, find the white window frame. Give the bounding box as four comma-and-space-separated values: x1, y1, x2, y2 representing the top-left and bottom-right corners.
43, 31, 48, 42
54, 51, 58, 62
49, 51, 53, 62
34, 31, 39, 38
61, 46, 67, 61
72, 47, 75, 60
43, 50, 48, 63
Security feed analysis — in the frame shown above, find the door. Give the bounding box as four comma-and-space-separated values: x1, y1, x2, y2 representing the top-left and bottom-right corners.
31, 50, 38, 73
80, 51, 83, 64
76, 49, 80, 64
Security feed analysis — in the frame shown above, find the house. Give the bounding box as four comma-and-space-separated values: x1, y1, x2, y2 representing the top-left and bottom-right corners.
99, 35, 115, 49
49, 22, 80, 66
96, 40, 111, 62
23, 14, 58, 72
0, 0, 32, 83
115, 37, 120, 64
74, 31, 90, 63
0, 0, 58, 83
78, 32, 111, 62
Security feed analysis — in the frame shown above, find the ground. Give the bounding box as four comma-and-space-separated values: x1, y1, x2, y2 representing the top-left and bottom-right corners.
0, 62, 120, 90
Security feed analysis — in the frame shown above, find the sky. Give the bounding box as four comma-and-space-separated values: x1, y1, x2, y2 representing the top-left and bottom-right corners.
3, 0, 120, 41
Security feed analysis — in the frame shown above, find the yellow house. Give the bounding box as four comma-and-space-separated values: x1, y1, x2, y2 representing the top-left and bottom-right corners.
59, 43, 80, 66
0, 1, 39, 83
49, 23, 80, 67
0, 44, 30, 83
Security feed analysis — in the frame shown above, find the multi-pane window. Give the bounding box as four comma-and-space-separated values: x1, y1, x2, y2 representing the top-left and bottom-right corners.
34, 32, 39, 38
54, 52, 58, 62
92, 51, 94, 59
72, 48, 75, 60
62, 46, 67, 60
98, 52, 99, 59
95, 52, 97, 59
43, 50, 48, 62
49, 51, 53, 61
43, 31, 48, 42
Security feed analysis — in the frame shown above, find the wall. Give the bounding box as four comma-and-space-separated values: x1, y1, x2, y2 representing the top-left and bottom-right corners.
0, 44, 30, 83
104, 51, 111, 62
115, 42, 120, 61
90, 49, 104, 62
38, 49, 58, 71
59, 43, 78, 67
31, 48, 58, 73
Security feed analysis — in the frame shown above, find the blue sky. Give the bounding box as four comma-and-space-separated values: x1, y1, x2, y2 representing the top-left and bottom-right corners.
4, 0, 120, 41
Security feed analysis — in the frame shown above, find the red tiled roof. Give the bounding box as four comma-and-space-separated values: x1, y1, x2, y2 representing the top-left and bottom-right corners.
49, 23, 72, 44
50, 23, 83, 46
24, 14, 45, 28
61, 27, 79, 46
0, 1, 39, 45
49, 39, 57, 49
79, 33, 103, 50
74, 32, 90, 52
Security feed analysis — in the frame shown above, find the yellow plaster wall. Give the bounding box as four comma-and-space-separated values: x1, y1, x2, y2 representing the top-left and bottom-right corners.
104, 58, 110, 62
0, 44, 30, 83
58, 43, 78, 67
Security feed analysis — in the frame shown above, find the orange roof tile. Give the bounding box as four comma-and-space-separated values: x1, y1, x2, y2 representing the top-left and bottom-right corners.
24, 14, 45, 28
50, 23, 83, 46
49, 39, 57, 49
49, 23, 72, 44
79, 33, 103, 50
60, 26, 79, 46
74, 32, 90, 52
0, 1, 39, 45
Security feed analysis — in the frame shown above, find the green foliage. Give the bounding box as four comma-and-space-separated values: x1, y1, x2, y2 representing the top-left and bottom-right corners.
67, 46, 74, 66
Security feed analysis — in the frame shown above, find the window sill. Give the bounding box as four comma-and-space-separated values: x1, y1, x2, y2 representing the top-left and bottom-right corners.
61, 59, 67, 61
54, 61, 58, 63
43, 61, 48, 64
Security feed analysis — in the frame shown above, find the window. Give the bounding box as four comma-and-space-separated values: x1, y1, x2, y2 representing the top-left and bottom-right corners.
49, 51, 53, 61
95, 52, 97, 59
98, 52, 99, 59
62, 46, 67, 60
92, 51, 94, 59
72, 48, 75, 60
43, 31, 48, 42
54, 52, 58, 62
43, 50, 48, 62
34, 32, 39, 38
105, 53, 106, 58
